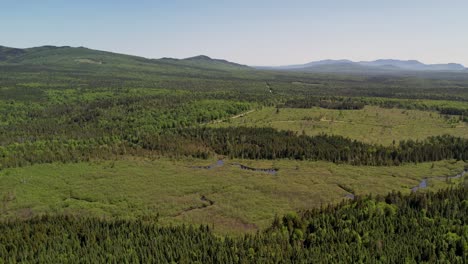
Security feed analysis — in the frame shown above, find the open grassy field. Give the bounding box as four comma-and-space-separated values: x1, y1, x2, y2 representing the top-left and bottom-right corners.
361, 97, 468, 111
1, 157, 465, 234
212, 106, 468, 145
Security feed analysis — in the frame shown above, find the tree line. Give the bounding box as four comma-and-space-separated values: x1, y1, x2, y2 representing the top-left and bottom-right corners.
280, 96, 468, 122
1, 127, 467, 169
281, 97, 365, 110
1, 185, 466, 263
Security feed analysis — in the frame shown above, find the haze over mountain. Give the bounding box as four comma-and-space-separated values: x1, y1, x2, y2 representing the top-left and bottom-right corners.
257, 59, 467, 73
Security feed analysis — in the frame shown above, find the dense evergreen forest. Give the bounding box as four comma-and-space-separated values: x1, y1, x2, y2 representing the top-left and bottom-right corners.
163, 128, 468, 165
1, 127, 467, 169
1, 185, 466, 263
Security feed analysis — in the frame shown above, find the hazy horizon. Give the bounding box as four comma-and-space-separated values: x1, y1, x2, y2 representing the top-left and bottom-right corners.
2, 0, 468, 66
3, 43, 467, 68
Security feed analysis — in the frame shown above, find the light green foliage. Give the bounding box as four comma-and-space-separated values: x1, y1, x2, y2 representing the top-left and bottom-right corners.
0, 158, 464, 234
212, 106, 468, 145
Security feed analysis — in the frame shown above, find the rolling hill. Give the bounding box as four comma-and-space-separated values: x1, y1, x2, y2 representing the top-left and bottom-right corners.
2, 44, 467, 77
1, 44, 468, 102
0, 45, 249, 72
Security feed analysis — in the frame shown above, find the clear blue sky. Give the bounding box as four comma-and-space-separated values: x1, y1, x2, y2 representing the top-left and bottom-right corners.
1, 0, 467, 66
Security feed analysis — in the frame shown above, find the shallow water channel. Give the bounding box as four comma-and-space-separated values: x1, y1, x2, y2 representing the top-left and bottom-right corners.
411, 170, 466, 192
192, 160, 277, 175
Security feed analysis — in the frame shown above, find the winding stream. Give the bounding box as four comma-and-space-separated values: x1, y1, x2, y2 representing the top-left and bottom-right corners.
411, 170, 467, 192
192, 160, 278, 175
191, 160, 225, 169
341, 169, 467, 200
193, 161, 466, 197
231, 163, 277, 175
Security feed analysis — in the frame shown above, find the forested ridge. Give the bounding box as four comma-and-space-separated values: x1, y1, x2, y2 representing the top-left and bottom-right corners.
3, 45, 468, 102
0, 185, 466, 263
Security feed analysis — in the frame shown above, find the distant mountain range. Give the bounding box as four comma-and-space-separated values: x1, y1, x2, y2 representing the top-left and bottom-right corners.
1, 45, 466, 74
256, 59, 467, 73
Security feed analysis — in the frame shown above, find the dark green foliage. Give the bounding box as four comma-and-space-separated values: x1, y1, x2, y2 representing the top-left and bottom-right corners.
274, 185, 468, 263
281, 96, 468, 122
282, 97, 365, 110
1, 186, 466, 263
361, 97, 468, 120
170, 128, 468, 165
1, 127, 467, 169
